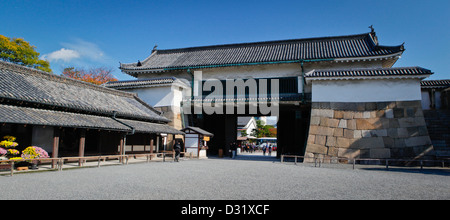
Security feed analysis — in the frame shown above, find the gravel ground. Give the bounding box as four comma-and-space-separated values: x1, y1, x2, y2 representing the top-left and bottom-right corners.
0, 155, 449, 200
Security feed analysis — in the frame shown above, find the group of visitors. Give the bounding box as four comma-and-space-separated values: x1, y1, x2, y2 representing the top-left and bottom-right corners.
262, 144, 274, 156
229, 142, 276, 159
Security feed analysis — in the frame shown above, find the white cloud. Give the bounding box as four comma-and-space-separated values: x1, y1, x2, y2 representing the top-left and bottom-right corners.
61, 39, 106, 62
42, 48, 80, 62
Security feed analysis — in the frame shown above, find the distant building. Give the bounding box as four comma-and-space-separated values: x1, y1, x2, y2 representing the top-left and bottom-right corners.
420, 80, 450, 157
421, 79, 450, 110
237, 117, 257, 139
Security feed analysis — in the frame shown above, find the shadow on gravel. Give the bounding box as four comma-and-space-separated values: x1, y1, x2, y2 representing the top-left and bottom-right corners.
361, 167, 450, 176
208, 154, 279, 163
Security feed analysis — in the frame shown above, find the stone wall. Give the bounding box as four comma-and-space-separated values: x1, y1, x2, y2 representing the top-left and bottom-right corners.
305, 100, 435, 161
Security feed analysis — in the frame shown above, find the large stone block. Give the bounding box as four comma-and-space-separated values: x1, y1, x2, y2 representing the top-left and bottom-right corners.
326, 136, 337, 147
307, 134, 315, 144
356, 119, 379, 130
310, 116, 321, 125
315, 135, 327, 145
306, 143, 328, 155
333, 128, 343, 137
404, 136, 432, 147
398, 118, 417, 128
357, 137, 385, 149
338, 148, 360, 159
338, 119, 347, 128
311, 109, 334, 118
370, 148, 391, 158
385, 109, 394, 118
336, 137, 356, 148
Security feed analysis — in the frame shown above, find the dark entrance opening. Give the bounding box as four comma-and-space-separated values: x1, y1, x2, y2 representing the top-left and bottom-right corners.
188, 103, 311, 159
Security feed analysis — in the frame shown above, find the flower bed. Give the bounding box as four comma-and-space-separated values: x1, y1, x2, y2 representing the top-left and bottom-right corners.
0, 136, 49, 170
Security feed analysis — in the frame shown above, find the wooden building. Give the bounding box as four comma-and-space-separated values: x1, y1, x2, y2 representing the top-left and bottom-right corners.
0, 60, 183, 162
181, 127, 213, 158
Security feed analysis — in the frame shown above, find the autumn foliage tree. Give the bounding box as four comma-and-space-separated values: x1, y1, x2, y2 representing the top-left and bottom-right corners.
0, 34, 51, 72
62, 67, 118, 85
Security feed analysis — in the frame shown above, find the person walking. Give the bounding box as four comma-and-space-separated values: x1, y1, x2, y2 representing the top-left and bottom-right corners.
231, 142, 237, 159
174, 140, 182, 162
262, 145, 266, 156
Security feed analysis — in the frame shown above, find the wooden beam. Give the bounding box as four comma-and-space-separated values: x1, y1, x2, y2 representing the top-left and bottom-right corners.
52, 127, 60, 169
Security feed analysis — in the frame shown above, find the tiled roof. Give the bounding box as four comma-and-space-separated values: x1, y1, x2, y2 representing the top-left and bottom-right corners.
104, 77, 176, 89
0, 60, 169, 123
0, 104, 183, 134
118, 118, 184, 135
181, 126, 214, 137
305, 67, 432, 80
421, 79, 450, 89
0, 104, 130, 131
120, 32, 404, 74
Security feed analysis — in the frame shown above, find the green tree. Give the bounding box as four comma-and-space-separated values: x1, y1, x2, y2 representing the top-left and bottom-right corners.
0, 34, 51, 72
251, 120, 276, 138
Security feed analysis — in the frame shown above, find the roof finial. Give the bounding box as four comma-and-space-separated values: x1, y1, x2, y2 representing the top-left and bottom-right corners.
137, 60, 142, 67
152, 44, 158, 53
369, 25, 375, 33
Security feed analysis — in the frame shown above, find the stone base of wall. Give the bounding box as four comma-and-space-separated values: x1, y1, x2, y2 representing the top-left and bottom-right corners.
305, 101, 435, 162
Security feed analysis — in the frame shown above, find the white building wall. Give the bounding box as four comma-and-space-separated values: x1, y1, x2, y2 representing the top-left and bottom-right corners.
311, 78, 423, 103
421, 91, 431, 110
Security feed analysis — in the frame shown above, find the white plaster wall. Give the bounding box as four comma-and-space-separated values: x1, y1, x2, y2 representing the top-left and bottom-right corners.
311, 78, 422, 102
421, 91, 431, 110
126, 86, 174, 108
436, 91, 442, 109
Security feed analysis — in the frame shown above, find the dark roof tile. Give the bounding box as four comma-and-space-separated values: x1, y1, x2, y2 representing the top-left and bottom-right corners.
120, 32, 404, 74
305, 67, 432, 79
0, 60, 169, 123
421, 79, 450, 89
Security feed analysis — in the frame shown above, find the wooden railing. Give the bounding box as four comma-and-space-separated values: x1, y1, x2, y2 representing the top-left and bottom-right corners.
281, 154, 450, 170
0, 151, 194, 176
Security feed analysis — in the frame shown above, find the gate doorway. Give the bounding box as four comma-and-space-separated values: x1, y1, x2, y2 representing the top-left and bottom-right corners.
187, 103, 311, 158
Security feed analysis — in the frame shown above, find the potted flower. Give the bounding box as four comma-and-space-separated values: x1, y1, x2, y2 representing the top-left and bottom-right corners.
0, 136, 25, 170
0, 136, 19, 150
0, 147, 8, 170
0, 147, 7, 160
21, 146, 49, 169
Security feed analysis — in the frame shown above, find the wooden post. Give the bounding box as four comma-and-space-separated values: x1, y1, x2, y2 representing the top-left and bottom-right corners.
52, 127, 60, 169
119, 134, 125, 163
150, 136, 154, 153
78, 129, 86, 166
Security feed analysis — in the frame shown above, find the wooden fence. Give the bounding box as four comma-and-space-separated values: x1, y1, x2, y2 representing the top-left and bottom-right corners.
281, 154, 450, 170
0, 151, 193, 176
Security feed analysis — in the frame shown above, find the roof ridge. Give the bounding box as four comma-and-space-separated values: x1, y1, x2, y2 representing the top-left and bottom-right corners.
155, 32, 372, 54
105, 76, 176, 84
120, 31, 405, 74
312, 66, 430, 72
306, 66, 433, 78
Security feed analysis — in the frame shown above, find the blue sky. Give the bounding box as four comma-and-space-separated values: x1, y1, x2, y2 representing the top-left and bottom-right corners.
1, 0, 449, 80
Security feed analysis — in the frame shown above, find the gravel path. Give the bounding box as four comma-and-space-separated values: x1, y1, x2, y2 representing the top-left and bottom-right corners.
0, 156, 449, 200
